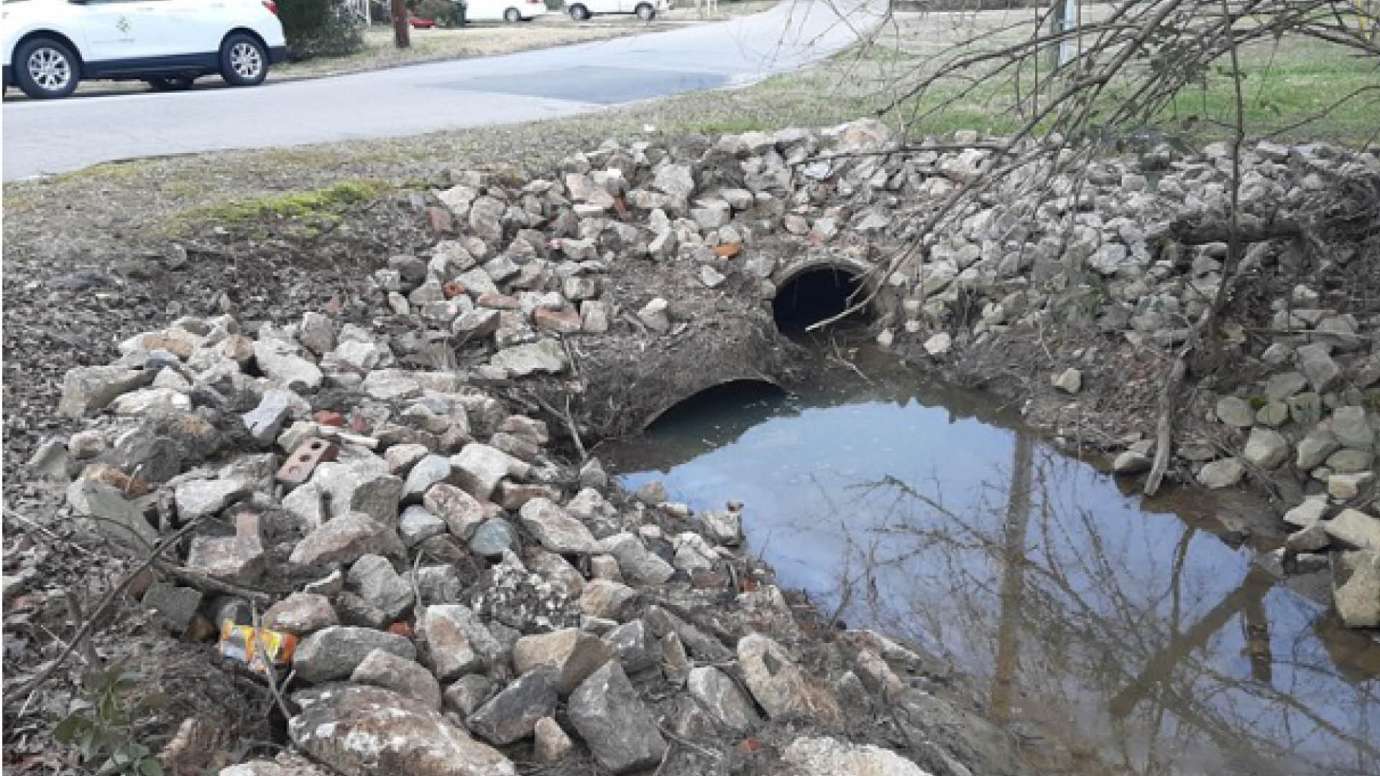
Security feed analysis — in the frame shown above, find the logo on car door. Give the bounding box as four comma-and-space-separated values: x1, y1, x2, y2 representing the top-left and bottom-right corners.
116, 16, 132, 35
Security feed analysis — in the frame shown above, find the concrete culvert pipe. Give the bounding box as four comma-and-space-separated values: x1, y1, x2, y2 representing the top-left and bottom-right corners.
772, 264, 870, 333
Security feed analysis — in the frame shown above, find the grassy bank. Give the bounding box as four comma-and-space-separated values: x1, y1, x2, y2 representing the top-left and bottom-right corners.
4, 8, 1375, 257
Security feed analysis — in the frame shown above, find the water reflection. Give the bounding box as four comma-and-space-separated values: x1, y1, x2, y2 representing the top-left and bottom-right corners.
600, 350, 1380, 776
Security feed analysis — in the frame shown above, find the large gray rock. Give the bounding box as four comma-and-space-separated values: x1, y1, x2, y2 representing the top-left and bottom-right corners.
1215, 396, 1255, 428
1295, 343, 1340, 393
568, 661, 667, 774
289, 513, 403, 568
579, 579, 637, 621
599, 532, 675, 585
58, 365, 153, 418
175, 478, 250, 521
490, 339, 567, 377
737, 633, 842, 724
686, 666, 762, 733
1322, 509, 1380, 552
263, 593, 338, 634
422, 604, 504, 680
1332, 406, 1375, 450
1333, 551, 1380, 629
443, 674, 495, 717
603, 620, 655, 673
402, 454, 454, 502
533, 717, 574, 764
292, 626, 416, 683
313, 462, 404, 526
399, 505, 447, 547
781, 736, 930, 776
1197, 458, 1245, 489
65, 478, 158, 548
347, 554, 414, 620
1243, 427, 1289, 469
288, 684, 514, 776
423, 483, 487, 540
350, 648, 443, 710
253, 339, 322, 392
466, 667, 559, 746
517, 498, 600, 555
450, 443, 530, 501
512, 628, 615, 695
1283, 497, 1327, 529
241, 390, 294, 445
1296, 427, 1341, 470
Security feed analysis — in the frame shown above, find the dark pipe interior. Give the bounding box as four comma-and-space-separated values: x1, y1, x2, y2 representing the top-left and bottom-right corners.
645, 379, 787, 433
772, 267, 867, 332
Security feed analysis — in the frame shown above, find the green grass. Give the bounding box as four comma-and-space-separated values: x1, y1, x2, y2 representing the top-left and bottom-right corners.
666, 33, 1378, 145
190, 179, 390, 224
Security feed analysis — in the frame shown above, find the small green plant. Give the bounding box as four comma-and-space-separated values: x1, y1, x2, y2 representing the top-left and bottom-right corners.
53, 668, 165, 776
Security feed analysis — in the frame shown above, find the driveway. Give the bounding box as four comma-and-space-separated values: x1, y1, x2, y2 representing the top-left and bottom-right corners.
1, 0, 883, 181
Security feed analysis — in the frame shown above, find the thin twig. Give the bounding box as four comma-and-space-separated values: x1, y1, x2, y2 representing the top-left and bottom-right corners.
4, 514, 209, 705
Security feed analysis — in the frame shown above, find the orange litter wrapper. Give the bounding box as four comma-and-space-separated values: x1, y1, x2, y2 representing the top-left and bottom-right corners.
219, 621, 298, 672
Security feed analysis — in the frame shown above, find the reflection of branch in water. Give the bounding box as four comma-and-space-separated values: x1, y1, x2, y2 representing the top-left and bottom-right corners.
1108, 566, 1276, 719
838, 470, 1376, 775
990, 430, 1033, 724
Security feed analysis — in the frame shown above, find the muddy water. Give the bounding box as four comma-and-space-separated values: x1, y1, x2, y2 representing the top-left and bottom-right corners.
599, 346, 1380, 776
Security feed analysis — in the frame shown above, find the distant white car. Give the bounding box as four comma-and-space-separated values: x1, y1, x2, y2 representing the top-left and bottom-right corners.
567, 0, 671, 22
2, 0, 287, 99
463, 0, 549, 23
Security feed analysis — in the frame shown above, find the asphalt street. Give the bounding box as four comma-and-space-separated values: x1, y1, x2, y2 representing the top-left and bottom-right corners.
1, 1, 882, 181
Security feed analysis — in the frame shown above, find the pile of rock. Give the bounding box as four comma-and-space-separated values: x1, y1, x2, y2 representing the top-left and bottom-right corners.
46, 317, 986, 772
34, 117, 1378, 771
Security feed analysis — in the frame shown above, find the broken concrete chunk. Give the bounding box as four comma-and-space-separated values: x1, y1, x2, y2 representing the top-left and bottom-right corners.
1333, 550, 1380, 629
450, 443, 529, 502
288, 684, 514, 776
737, 633, 842, 724
781, 736, 930, 776
253, 339, 322, 393
347, 554, 415, 620
512, 628, 616, 695
599, 532, 675, 584
687, 665, 762, 734
568, 660, 667, 774
292, 626, 416, 683
350, 649, 442, 710
289, 512, 403, 568
1322, 509, 1380, 552
466, 667, 559, 746
518, 498, 600, 555
262, 592, 338, 634
58, 365, 153, 418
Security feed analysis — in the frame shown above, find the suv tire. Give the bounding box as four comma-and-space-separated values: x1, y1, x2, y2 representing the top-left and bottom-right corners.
220, 32, 268, 87
14, 37, 79, 99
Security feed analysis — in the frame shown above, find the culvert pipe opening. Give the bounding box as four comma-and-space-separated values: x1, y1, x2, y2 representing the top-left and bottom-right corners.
773, 266, 869, 333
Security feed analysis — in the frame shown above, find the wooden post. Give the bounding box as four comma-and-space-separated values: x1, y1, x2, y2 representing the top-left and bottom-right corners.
392, 0, 410, 48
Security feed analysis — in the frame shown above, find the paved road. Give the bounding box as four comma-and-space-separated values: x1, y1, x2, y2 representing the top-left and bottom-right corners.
2, 1, 881, 181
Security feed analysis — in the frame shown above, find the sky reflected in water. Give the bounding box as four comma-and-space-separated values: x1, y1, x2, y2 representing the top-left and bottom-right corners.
601, 352, 1380, 776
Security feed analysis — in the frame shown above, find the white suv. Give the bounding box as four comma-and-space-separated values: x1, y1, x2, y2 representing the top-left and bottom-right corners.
566, 0, 672, 22
2, 0, 287, 99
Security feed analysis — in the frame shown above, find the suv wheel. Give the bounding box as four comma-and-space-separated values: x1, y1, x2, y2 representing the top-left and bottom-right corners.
504, 7, 521, 22
569, 4, 590, 20
220, 33, 268, 86
14, 37, 79, 99
635, 3, 655, 20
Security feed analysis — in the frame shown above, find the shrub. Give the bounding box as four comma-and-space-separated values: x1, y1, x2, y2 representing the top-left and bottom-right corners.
411, 0, 466, 26
278, 0, 365, 59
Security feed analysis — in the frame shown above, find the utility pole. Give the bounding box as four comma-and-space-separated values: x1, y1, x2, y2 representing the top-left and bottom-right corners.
392, 0, 410, 48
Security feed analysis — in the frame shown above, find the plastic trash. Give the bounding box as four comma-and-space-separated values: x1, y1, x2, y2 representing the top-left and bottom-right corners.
219, 621, 298, 672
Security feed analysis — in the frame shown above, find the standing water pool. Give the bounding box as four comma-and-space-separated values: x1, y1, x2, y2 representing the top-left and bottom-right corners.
599, 346, 1380, 776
